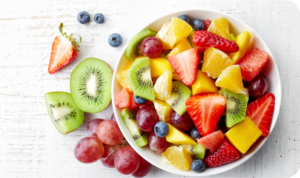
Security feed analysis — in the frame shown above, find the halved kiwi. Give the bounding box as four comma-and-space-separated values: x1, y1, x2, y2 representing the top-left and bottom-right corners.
221, 88, 249, 127
70, 57, 113, 113
44, 92, 84, 135
165, 81, 191, 115
181, 144, 206, 160
127, 57, 155, 101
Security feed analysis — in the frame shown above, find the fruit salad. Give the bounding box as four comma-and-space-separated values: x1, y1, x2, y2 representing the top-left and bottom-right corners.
115, 15, 276, 173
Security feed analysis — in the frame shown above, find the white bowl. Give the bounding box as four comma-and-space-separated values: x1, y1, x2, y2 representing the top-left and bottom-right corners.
112, 9, 282, 177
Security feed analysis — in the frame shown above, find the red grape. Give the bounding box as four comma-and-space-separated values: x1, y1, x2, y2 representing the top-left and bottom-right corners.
171, 111, 195, 131
87, 119, 104, 137
248, 75, 269, 98
141, 37, 163, 58
148, 132, 170, 154
132, 156, 152, 177
74, 137, 104, 163
97, 120, 124, 145
136, 105, 159, 132
100, 144, 122, 168
111, 113, 116, 122
114, 146, 140, 175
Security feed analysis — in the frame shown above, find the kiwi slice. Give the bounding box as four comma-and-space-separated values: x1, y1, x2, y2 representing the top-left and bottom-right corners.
181, 144, 206, 160
165, 81, 191, 115
221, 88, 249, 127
70, 57, 113, 113
44, 92, 84, 135
125, 28, 157, 61
187, 29, 195, 48
121, 108, 148, 147
127, 57, 155, 101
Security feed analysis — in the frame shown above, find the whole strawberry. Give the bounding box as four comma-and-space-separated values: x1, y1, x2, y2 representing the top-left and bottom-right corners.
48, 23, 81, 74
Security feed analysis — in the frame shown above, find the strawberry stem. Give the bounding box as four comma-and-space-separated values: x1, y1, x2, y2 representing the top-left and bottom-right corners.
58, 23, 81, 52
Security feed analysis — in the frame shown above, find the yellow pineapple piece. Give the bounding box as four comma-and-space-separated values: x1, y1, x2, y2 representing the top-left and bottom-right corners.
154, 70, 172, 100
150, 58, 175, 78
208, 17, 230, 39
117, 62, 133, 91
167, 38, 191, 57
162, 146, 192, 171
168, 17, 193, 48
153, 99, 172, 123
202, 47, 232, 79
192, 70, 218, 95
229, 31, 252, 64
156, 21, 172, 50
216, 65, 244, 93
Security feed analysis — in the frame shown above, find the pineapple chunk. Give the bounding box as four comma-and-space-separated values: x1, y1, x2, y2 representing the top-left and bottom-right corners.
208, 17, 230, 40
153, 99, 172, 123
150, 58, 174, 78
216, 65, 244, 93
117, 62, 133, 91
156, 21, 172, 50
168, 17, 193, 48
154, 70, 172, 100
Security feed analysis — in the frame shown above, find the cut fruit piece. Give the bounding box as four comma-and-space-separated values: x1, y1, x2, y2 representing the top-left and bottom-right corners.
44, 92, 84, 135
120, 108, 148, 147
204, 139, 241, 168
129, 93, 153, 110
225, 117, 262, 154
150, 58, 175, 78
162, 146, 192, 171
203, 19, 212, 31
192, 70, 218, 95
154, 70, 172, 100
168, 48, 199, 86
208, 17, 230, 39
216, 65, 244, 93
187, 29, 195, 47
172, 72, 182, 81
125, 28, 157, 61
246, 93, 275, 136
221, 88, 248, 127
165, 81, 191, 115
167, 38, 192, 57
229, 31, 252, 64
202, 47, 232, 79
156, 21, 172, 50
229, 33, 235, 41
115, 88, 131, 108
181, 144, 206, 160
168, 17, 193, 48
166, 123, 197, 145
153, 99, 172, 123
197, 130, 224, 153
70, 57, 112, 113
185, 93, 226, 136
237, 48, 269, 81
127, 57, 155, 101
117, 62, 133, 91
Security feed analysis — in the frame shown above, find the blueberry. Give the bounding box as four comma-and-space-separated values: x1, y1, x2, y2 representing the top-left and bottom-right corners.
192, 19, 205, 31
178, 15, 190, 24
77, 11, 90, 24
190, 127, 202, 141
154, 121, 169, 138
108, 33, 122, 47
191, 159, 206, 172
133, 95, 147, 104
94, 13, 104, 24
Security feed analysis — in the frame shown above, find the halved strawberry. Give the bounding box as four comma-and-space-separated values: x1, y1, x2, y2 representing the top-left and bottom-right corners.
193, 31, 239, 53
197, 130, 224, 153
204, 139, 241, 168
185, 93, 226, 136
48, 23, 81, 74
114, 88, 131, 108
168, 48, 199, 86
203, 19, 212, 31
246, 93, 275, 136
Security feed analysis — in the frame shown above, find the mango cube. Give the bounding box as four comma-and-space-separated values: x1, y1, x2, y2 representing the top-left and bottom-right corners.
168, 17, 193, 48
230, 31, 252, 64
167, 38, 191, 57
153, 99, 172, 123
150, 58, 175, 78
192, 70, 218, 95
225, 116, 262, 154
156, 21, 172, 50
166, 124, 197, 145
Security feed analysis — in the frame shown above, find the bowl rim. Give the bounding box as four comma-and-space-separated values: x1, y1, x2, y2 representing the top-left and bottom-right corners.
111, 8, 282, 176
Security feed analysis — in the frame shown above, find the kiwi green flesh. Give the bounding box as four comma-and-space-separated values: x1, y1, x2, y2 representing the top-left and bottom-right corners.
121, 108, 148, 147
127, 57, 155, 101
44, 92, 84, 135
125, 28, 157, 61
70, 58, 112, 113
181, 144, 206, 160
165, 81, 191, 115
221, 88, 249, 127
187, 29, 195, 48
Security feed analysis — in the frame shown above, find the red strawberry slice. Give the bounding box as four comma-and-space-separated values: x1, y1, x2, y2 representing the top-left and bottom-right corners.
193, 31, 239, 53
185, 93, 226, 136
203, 19, 212, 31
205, 139, 241, 168
48, 23, 81, 74
246, 93, 275, 136
197, 130, 224, 153
237, 48, 269, 81
168, 48, 199, 86
114, 88, 131, 108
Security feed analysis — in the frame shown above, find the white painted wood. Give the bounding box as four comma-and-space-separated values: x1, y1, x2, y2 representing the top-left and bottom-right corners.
0, 0, 299, 177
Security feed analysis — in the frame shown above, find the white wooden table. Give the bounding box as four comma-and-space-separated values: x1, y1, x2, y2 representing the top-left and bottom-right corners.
0, 0, 299, 177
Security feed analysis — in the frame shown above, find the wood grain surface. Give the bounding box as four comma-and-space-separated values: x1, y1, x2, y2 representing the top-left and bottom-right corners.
0, 0, 299, 177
